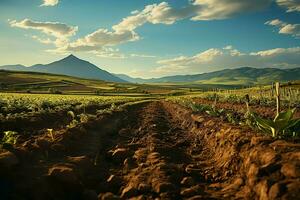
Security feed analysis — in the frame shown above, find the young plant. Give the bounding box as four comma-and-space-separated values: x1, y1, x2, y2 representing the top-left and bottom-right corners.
246, 83, 300, 138
250, 108, 300, 138
47, 129, 55, 141
1, 131, 19, 148
67, 111, 78, 128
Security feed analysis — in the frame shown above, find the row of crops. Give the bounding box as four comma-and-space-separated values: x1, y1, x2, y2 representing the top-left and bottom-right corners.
0, 93, 150, 148
0, 93, 148, 116
202, 84, 300, 108
168, 83, 300, 138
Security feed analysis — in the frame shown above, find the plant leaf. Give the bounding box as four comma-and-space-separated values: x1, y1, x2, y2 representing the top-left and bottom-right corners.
274, 109, 295, 123
251, 113, 274, 131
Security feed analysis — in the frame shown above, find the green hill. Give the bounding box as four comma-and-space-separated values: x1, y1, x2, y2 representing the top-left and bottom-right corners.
115, 67, 300, 85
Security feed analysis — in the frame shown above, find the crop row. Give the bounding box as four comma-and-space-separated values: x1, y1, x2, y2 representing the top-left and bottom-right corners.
191, 85, 300, 108
168, 92, 300, 139
0, 93, 148, 116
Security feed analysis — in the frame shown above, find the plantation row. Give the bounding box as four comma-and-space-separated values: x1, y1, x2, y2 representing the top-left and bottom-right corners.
0, 93, 148, 115
0, 93, 150, 148
194, 84, 300, 109
168, 93, 300, 139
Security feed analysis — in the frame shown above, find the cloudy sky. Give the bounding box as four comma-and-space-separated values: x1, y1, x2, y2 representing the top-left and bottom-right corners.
0, 0, 300, 78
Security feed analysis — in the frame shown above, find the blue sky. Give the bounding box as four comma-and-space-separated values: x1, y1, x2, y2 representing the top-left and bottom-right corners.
0, 0, 300, 78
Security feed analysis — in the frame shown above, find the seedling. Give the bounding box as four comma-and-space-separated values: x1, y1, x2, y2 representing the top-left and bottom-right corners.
47, 129, 55, 141
1, 131, 19, 148
67, 111, 75, 120
251, 108, 300, 138
246, 82, 300, 138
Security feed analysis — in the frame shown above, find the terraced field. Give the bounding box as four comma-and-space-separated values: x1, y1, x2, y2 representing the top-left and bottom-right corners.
1, 98, 299, 200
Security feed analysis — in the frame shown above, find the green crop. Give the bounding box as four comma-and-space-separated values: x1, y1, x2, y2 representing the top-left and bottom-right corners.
250, 109, 300, 138
1, 131, 19, 148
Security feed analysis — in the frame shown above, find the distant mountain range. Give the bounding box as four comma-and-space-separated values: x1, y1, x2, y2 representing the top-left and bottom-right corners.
0, 55, 125, 83
115, 67, 300, 85
1, 55, 299, 85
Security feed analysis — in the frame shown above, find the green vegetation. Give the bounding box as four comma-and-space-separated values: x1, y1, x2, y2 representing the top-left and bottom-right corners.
0, 93, 148, 115
168, 82, 300, 138
0, 70, 199, 96
1, 131, 19, 149
250, 109, 300, 138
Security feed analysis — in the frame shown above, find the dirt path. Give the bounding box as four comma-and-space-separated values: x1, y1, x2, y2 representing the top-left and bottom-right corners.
102, 101, 193, 199
1, 100, 300, 200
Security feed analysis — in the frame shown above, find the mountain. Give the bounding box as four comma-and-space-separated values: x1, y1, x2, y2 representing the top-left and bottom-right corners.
0, 64, 28, 71
2, 57, 299, 85
113, 73, 146, 83
116, 67, 300, 85
0, 55, 126, 83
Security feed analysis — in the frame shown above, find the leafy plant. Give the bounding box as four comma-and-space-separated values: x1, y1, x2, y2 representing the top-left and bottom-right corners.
250, 108, 300, 138
226, 113, 239, 124
206, 108, 225, 117
1, 131, 19, 148
190, 103, 210, 112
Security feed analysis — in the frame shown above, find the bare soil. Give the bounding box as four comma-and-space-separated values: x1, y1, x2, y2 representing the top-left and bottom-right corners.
0, 101, 299, 200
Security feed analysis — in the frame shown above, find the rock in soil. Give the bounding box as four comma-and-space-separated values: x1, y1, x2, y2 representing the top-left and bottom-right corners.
48, 164, 79, 184
281, 163, 299, 178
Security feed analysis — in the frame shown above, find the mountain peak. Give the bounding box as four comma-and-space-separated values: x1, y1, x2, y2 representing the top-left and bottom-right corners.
65, 54, 79, 60
57, 54, 84, 64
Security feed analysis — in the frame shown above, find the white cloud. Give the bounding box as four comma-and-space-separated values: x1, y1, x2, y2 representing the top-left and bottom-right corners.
10, 19, 77, 48
266, 19, 300, 38
113, 2, 192, 32
153, 46, 300, 75
31, 35, 53, 44
251, 47, 300, 57
9, 19, 77, 38
113, 0, 272, 33
276, 0, 300, 12
66, 29, 138, 51
191, 0, 272, 20
41, 0, 59, 7
130, 54, 156, 58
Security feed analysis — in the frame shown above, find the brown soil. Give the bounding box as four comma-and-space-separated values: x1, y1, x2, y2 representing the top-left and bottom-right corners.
0, 101, 127, 140
0, 101, 299, 200
193, 98, 300, 119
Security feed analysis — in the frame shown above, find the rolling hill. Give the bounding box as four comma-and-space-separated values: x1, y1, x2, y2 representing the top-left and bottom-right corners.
115, 67, 300, 85
0, 70, 195, 95
0, 55, 126, 83
2, 55, 299, 86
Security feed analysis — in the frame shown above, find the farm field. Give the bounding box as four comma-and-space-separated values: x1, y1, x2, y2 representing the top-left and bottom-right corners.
0, 70, 201, 96
0, 85, 300, 200
2, 1, 300, 199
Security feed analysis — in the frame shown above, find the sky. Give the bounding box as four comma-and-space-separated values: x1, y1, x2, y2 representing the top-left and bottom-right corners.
0, 0, 300, 78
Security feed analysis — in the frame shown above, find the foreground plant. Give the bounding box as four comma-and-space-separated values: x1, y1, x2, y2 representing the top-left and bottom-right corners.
246, 83, 300, 138
250, 109, 300, 138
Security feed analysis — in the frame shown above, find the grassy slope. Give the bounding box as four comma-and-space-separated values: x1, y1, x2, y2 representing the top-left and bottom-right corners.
134, 67, 300, 86
0, 70, 195, 95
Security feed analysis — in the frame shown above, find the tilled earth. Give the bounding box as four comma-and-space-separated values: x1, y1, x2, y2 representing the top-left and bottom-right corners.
0, 101, 299, 200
